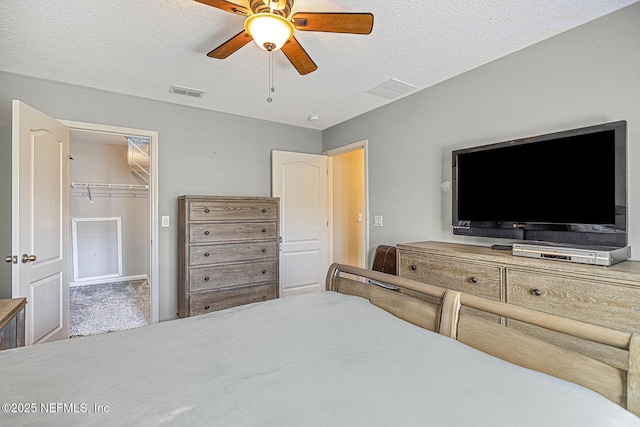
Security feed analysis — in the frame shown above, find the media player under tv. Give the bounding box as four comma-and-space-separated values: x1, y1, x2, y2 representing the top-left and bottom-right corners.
512, 242, 631, 266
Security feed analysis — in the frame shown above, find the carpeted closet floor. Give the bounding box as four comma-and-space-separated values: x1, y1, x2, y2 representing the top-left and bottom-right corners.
69, 279, 150, 337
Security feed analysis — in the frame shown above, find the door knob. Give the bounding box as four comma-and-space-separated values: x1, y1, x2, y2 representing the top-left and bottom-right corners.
5, 256, 14, 263
21, 254, 37, 263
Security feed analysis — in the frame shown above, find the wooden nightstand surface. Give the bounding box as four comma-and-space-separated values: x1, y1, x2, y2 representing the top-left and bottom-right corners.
0, 298, 27, 331
0, 297, 27, 350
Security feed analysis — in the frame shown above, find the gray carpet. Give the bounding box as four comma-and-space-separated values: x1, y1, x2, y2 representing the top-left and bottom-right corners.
70, 279, 150, 337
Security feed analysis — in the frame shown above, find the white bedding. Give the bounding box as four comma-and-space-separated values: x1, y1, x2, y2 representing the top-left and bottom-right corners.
1, 291, 639, 426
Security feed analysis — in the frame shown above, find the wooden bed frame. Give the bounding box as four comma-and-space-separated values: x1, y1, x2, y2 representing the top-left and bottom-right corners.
326, 263, 640, 416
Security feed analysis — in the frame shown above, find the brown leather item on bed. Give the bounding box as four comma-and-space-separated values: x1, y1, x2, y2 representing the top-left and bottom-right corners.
371, 245, 397, 275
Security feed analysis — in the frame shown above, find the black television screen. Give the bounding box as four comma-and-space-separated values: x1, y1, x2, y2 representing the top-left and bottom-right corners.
452, 121, 627, 247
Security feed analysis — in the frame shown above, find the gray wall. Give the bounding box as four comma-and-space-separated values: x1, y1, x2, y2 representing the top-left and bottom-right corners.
0, 73, 322, 316
323, 2, 640, 262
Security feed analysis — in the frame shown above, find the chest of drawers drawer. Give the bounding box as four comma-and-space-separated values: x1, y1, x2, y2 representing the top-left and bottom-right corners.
189, 283, 277, 317
189, 200, 278, 221
189, 242, 278, 266
189, 260, 277, 293
189, 222, 277, 243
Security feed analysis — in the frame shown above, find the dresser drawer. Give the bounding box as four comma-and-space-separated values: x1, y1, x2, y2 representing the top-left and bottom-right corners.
189, 222, 277, 243
399, 251, 502, 323
399, 251, 502, 301
189, 200, 277, 221
507, 269, 640, 331
189, 283, 277, 316
189, 260, 277, 293
507, 268, 640, 369
189, 242, 278, 266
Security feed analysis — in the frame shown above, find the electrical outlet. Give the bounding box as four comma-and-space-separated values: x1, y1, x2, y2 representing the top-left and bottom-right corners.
374, 215, 383, 227
162, 216, 170, 227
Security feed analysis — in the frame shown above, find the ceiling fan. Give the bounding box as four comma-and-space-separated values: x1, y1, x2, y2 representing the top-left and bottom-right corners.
196, 0, 374, 75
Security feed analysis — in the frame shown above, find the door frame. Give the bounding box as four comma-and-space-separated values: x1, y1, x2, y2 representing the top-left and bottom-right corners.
59, 120, 159, 323
323, 139, 369, 269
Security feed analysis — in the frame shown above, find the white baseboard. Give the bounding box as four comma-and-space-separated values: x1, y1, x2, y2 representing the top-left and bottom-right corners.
70, 274, 149, 287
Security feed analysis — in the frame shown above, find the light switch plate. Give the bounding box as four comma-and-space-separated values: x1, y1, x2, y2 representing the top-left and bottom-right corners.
374, 215, 383, 227
162, 216, 170, 227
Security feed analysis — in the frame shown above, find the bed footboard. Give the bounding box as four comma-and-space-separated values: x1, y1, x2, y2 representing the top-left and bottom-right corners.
326, 263, 640, 416
453, 290, 640, 415
326, 263, 447, 332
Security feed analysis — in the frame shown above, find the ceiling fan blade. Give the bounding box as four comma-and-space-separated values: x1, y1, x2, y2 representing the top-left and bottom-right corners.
207, 30, 253, 59
291, 12, 374, 34
281, 37, 318, 75
195, 0, 249, 16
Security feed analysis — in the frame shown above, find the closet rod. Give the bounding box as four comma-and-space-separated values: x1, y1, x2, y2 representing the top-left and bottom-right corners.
70, 182, 149, 190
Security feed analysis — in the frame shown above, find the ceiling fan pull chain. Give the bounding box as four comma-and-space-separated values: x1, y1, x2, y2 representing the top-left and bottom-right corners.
270, 50, 275, 94
267, 50, 274, 103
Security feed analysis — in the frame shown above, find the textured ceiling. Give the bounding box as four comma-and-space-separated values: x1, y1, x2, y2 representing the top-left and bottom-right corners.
0, 0, 636, 130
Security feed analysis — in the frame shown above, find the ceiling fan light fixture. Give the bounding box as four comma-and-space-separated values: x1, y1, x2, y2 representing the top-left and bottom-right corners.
244, 13, 294, 52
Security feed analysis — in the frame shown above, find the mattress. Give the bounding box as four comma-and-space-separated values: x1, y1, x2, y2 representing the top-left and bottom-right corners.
1, 291, 638, 426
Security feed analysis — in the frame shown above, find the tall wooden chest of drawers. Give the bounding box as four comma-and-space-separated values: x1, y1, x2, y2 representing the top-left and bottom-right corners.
178, 195, 279, 318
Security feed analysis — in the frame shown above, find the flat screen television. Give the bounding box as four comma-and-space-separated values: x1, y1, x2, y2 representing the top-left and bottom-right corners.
452, 120, 627, 247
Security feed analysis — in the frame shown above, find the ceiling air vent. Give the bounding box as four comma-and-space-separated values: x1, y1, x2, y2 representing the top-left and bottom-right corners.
169, 85, 205, 98
367, 78, 416, 100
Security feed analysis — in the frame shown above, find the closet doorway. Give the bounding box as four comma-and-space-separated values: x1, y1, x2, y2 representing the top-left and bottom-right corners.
62, 121, 158, 337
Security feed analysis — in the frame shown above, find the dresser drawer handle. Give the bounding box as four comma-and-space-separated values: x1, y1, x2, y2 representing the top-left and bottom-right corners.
411, 265, 417, 271
204, 305, 210, 310
204, 252, 210, 257
204, 276, 210, 281
261, 269, 267, 274
262, 208, 267, 213
262, 248, 267, 252
204, 208, 210, 213
470, 277, 478, 283
262, 295, 267, 300
262, 228, 267, 233
531, 289, 542, 296
204, 231, 210, 235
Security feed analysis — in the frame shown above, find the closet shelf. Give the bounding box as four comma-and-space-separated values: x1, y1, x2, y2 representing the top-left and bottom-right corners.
70, 182, 148, 202
70, 182, 149, 190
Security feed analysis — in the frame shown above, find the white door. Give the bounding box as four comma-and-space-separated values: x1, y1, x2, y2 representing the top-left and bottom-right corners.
272, 151, 329, 297
11, 100, 70, 344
